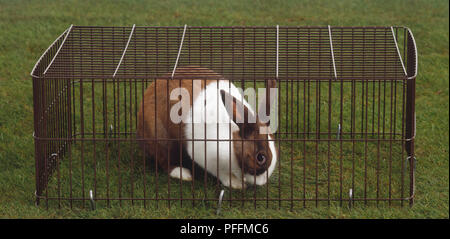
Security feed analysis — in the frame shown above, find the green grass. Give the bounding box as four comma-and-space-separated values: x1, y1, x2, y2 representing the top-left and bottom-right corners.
0, 0, 448, 218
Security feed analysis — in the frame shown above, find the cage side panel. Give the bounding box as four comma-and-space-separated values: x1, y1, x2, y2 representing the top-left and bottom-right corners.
32, 28, 72, 203
33, 50, 73, 204
34, 78, 73, 205
49, 77, 408, 208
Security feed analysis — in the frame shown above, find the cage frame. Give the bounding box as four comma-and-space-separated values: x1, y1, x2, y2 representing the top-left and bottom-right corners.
31, 25, 417, 210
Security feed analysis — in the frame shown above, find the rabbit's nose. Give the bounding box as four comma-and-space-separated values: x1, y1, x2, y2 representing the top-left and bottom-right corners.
256, 153, 267, 166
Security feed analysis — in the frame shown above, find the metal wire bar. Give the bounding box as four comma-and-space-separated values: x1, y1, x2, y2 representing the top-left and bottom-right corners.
43, 25, 74, 75
276, 25, 279, 79
328, 25, 338, 79
390, 26, 407, 77
113, 24, 136, 77
31, 28, 70, 78
171, 24, 188, 78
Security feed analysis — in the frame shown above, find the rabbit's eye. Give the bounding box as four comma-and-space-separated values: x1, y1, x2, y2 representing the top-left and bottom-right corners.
256, 153, 267, 165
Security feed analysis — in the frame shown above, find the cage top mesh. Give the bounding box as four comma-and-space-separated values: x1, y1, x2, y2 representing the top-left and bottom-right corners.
32, 25, 412, 81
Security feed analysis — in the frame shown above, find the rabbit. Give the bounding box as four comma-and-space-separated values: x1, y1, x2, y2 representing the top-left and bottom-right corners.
137, 66, 277, 189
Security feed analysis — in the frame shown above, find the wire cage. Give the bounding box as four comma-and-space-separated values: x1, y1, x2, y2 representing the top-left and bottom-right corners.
31, 25, 417, 210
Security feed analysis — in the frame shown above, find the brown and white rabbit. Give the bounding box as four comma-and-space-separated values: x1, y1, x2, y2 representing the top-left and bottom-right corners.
137, 66, 277, 189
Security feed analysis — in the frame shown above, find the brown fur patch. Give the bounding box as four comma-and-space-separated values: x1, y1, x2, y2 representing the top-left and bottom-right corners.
137, 66, 223, 172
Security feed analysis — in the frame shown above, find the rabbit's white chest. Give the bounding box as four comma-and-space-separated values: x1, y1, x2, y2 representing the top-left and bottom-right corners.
183, 80, 254, 179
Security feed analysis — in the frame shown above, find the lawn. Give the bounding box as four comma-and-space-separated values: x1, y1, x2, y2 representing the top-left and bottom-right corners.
0, 0, 448, 218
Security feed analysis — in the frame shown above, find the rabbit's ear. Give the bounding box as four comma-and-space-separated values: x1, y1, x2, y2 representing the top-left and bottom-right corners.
220, 89, 257, 137
258, 79, 277, 125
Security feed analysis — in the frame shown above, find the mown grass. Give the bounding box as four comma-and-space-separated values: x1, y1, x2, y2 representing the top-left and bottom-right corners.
0, 0, 448, 218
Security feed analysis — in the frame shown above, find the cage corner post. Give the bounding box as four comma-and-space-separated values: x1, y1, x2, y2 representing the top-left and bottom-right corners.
32, 77, 41, 207
405, 28, 417, 207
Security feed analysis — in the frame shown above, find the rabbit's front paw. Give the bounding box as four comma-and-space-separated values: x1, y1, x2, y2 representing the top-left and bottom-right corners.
221, 174, 246, 190
169, 167, 193, 181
